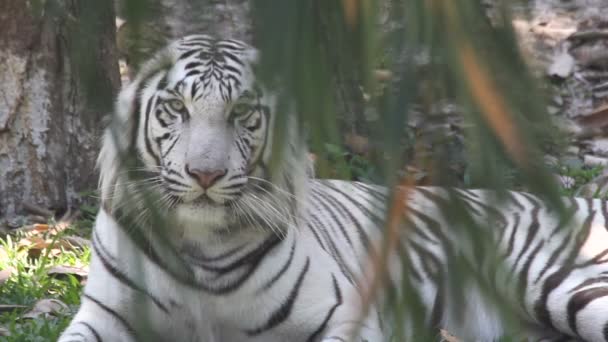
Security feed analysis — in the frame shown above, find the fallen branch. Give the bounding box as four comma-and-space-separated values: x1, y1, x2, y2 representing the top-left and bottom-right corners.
21, 202, 53, 218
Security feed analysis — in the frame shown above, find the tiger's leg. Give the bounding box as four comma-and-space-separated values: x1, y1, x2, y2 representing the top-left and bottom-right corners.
58, 244, 143, 342
59, 212, 183, 342
58, 297, 136, 342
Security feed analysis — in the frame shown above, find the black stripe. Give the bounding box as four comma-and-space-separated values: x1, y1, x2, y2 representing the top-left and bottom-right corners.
111, 209, 198, 289
83, 293, 137, 338
512, 205, 541, 274
163, 176, 189, 188
222, 51, 245, 66
78, 321, 102, 342
156, 132, 171, 143
313, 186, 371, 251
187, 234, 279, 274
156, 73, 168, 90
162, 136, 179, 158
185, 69, 202, 77
234, 138, 247, 159
518, 241, 544, 313
534, 204, 579, 284
506, 192, 526, 210
306, 275, 343, 342
409, 240, 441, 282
306, 223, 328, 252
567, 287, 608, 335
534, 211, 596, 329
246, 258, 310, 335
190, 234, 284, 294
216, 41, 247, 50
185, 62, 203, 70
143, 95, 161, 166
601, 199, 608, 229
156, 111, 170, 128
454, 189, 508, 228
320, 181, 385, 226
408, 208, 453, 256
178, 49, 200, 60
91, 231, 169, 313
181, 242, 248, 263
258, 240, 296, 291
503, 214, 521, 259
400, 243, 423, 283
308, 212, 355, 285
223, 64, 242, 76
352, 182, 387, 202
310, 190, 354, 248
569, 276, 608, 293
190, 81, 199, 99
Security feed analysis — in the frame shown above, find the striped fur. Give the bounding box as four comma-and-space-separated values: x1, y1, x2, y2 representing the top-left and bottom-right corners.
59, 35, 608, 342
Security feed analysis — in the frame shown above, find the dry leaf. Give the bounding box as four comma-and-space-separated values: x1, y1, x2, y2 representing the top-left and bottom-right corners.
440, 329, 460, 342
18, 236, 49, 250
21, 299, 68, 319
578, 104, 608, 129
48, 265, 88, 280
62, 236, 90, 249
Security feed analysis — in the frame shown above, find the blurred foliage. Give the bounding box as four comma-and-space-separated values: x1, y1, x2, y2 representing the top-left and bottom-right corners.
19, 0, 573, 340
252, 0, 565, 340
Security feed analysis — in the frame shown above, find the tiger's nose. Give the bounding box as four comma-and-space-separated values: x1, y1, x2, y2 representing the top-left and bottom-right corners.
185, 165, 227, 189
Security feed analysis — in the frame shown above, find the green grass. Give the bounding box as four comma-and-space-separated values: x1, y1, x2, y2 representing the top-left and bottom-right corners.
555, 163, 605, 197
0, 224, 91, 341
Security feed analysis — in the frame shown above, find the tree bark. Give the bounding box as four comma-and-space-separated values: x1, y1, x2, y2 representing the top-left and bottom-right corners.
0, 1, 120, 226
116, 0, 252, 70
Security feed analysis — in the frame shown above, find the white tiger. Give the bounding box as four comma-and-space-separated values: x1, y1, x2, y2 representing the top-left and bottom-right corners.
59, 35, 608, 342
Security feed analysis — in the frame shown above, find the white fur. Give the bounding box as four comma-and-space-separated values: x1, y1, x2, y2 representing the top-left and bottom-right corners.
60, 36, 608, 342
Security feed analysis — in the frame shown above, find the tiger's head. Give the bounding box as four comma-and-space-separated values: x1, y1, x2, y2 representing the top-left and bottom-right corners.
99, 35, 309, 233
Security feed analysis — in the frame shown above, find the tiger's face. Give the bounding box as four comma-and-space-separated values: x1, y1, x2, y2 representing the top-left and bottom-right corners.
133, 36, 275, 227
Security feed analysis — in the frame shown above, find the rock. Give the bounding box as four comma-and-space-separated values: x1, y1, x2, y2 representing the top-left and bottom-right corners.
563, 156, 584, 169
547, 105, 561, 115
583, 154, 608, 166
548, 49, 576, 78
575, 169, 608, 198
566, 146, 580, 155
544, 155, 559, 167
555, 117, 584, 136
588, 138, 608, 156
577, 182, 599, 198
21, 299, 68, 319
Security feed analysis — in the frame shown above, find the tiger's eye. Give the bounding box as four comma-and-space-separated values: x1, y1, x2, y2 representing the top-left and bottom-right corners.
168, 99, 185, 112
232, 103, 251, 116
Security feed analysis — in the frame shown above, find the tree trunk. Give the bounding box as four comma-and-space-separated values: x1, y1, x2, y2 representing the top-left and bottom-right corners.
0, 1, 120, 227
115, 0, 252, 70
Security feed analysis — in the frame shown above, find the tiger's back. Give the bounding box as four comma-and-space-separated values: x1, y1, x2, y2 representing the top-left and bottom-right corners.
58, 35, 608, 342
